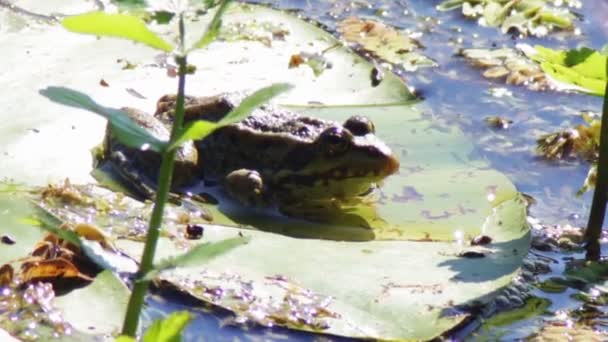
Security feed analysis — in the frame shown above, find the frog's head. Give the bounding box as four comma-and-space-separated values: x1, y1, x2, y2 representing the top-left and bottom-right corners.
279, 116, 399, 200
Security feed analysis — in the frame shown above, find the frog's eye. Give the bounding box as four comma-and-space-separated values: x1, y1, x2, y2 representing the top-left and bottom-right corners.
343, 116, 375, 136
318, 126, 352, 155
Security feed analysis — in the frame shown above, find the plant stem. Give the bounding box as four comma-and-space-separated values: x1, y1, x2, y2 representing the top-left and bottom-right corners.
585, 56, 608, 261
121, 14, 189, 337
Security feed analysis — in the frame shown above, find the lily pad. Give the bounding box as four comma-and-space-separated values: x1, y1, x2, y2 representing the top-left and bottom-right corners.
0, 2, 529, 341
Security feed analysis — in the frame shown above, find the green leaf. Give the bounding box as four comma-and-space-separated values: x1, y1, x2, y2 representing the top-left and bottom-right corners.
190, 0, 232, 51
142, 311, 192, 342
220, 83, 293, 124
529, 45, 607, 96
33, 211, 83, 247
168, 83, 291, 150
146, 236, 250, 280
39, 87, 167, 152
115, 336, 136, 342
168, 120, 218, 151
62, 12, 173, 52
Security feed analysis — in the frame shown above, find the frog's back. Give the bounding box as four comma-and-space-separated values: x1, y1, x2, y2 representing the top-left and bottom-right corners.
191, 94, 332, 179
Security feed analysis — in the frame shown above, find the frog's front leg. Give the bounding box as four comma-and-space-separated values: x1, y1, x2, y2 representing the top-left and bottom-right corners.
224, 169, 266, 206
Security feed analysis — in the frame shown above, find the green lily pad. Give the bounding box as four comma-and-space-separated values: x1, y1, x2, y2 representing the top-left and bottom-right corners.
0, 2, 529, 341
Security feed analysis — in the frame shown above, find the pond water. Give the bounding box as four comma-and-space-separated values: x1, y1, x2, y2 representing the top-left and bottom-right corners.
2, 0, 608, 340
152, 0, 608, 340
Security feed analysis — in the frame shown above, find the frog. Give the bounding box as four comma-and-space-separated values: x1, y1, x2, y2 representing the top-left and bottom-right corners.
100, 92, 400, 218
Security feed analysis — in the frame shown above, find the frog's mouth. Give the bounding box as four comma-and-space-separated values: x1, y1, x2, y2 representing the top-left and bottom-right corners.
277, 156, 400, 200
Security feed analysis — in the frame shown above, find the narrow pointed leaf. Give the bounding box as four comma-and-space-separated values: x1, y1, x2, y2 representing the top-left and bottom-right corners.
39, 87, 167, 152
31, 206, 83, 247
168, 83, 292, 150
142, 311, 192, 342
167, 120, 218, 151
189, 0, 232, 51
145, 236, 249, 280
220, 83, 293, 124
62, 12, 173, 52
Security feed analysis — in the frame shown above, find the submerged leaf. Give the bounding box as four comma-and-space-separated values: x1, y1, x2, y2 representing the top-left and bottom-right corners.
62, 12, 173, 52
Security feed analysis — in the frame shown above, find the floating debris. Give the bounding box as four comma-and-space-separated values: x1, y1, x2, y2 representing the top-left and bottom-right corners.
537, 112, 600, 161
219, 20, 290, 47
288, 51, 333, 76
436, 0, 579, 37
337, 16, 435, 71
484, 116, 513, 130
159, 270, 339, 331
461, 47, 553, 91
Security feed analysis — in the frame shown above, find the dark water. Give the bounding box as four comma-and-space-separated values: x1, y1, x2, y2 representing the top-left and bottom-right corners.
142, 1, 608, 340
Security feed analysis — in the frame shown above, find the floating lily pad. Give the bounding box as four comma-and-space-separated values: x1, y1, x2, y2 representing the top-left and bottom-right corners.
0, 2, 529, 341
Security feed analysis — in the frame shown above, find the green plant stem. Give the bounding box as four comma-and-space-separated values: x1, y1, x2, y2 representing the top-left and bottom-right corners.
585, 56, 608, 261
121, 15, 189, 337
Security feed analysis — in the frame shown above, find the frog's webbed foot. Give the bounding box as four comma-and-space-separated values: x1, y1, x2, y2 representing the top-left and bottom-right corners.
224, 169, 266, 206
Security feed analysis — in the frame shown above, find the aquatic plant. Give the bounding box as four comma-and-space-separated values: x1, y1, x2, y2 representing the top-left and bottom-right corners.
39, 0, 289, 336
524, 45, 608, 260
436, 0, 579, 37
